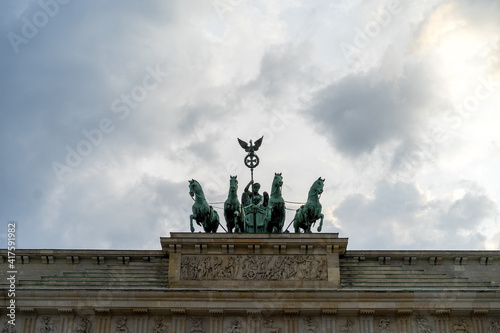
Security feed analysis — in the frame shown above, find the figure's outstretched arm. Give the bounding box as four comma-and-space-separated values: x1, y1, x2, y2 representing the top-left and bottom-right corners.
244, 179, 254, 192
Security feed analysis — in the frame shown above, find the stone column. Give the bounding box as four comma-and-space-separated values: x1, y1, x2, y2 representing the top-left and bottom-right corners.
171, 310, 186, 333
209, 310, 223, 333
397, 311, 413, 333
434, 311, 450, 333
58, 310, 74, 333
284, 312, 299, 333
322, 311, 337, 333
20, 311, 36, 333
246, 312, 260, 333
133, 313, 149, 333
359, 311, 375, 333
471, 311, 488, 333
94, 310, 111, 333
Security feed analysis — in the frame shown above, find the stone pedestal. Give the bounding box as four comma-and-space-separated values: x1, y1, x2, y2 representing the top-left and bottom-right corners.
161, 232, 348, 290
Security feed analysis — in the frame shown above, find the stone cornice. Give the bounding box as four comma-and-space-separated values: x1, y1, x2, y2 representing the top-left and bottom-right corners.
161, 232, 349, 255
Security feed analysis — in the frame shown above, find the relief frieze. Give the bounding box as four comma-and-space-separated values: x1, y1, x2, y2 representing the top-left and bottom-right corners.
416, 318, 433, 333
181, 255, 327, 281
453, 319, 471, 333
2, 322, 16, 333
75, 318, 92, 333
39, 317, 55, 333
152, 319, 168, 333
489, 320, 500, 333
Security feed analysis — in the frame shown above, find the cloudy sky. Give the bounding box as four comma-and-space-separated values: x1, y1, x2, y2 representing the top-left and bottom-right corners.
1, 0, 499, 251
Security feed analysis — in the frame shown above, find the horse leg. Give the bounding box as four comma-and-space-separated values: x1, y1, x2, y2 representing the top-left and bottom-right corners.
240, 212, 246, 233
205, 210, 214, 233
294, 217, 300, 233
278, 205, 285, 233
294, 207, 303, 233
211, 209, 219, 233
233, 211, 240, 233
224, 209, 232, 233
201, 215, 208, 233
317, 214, 324, 232
190, 214, 195, 233
237, 208, 245, 233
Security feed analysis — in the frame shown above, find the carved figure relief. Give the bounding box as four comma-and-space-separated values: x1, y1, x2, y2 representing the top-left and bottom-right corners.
181, 255, 327, 281
225, 320, 242, 333
153, 319, 168, 333
379, 319, 393, 333
304, 317, 318, 333
2, 322, 16, 333
263, 320, 281, 333
453, 319, 470, 333
189, 319, 205, 333
75, 318, 92, 333
416, 318, 433, 333
489, 320, 500, 333
340, 319, 353, 333
40, 317, 56, 333
115, 318, 128, 333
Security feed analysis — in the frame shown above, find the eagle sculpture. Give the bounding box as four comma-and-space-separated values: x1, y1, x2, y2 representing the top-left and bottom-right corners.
237, 136, 263, 154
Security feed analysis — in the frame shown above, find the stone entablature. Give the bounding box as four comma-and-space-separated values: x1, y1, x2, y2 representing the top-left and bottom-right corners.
0, 249, 168, 289
341, 250, 500, 290
1, 234, 500, 333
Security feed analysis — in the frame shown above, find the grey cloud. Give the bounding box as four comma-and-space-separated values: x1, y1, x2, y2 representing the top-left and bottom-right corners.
333, 181, 495, 249
454, 0, 500, 27
242, 42, 320, 107
33, 175, 189, 250
307, 59, 445, 157
2, 0, 498, 251
441, 193, 496, 229
0, 1, 210, 248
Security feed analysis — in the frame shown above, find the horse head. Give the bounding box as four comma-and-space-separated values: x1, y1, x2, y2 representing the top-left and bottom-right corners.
273, 172, 283, 186
271, 172, 283, 194
188, 179, 203, 199
308, 177, 325, 198
229, 175, 238, 193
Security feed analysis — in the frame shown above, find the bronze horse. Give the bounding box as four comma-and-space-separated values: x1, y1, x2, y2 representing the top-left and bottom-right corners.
265, 173, 286, 233
224, 175, 245, 233
189, 179, 219, 233
293, 177, 324, 233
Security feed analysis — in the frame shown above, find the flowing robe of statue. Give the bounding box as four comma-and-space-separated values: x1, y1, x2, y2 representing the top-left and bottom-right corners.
241, 180, 268, 233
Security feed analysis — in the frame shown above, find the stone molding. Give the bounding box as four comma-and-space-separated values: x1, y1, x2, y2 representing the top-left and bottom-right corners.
161, 232, 348, 255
